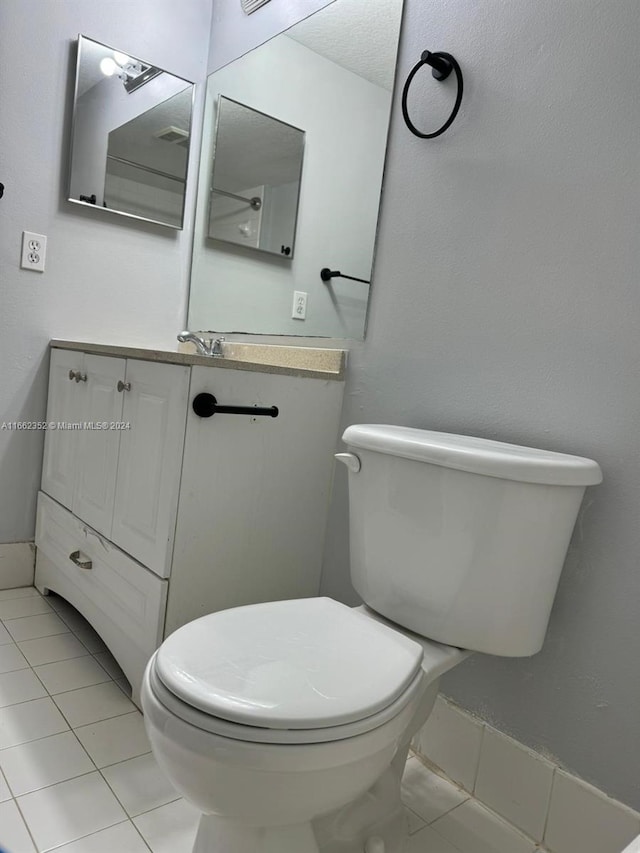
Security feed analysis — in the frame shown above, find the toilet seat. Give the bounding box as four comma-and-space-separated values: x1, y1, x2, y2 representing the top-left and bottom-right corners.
152, 597, 425, 743
148, 658, 424, 744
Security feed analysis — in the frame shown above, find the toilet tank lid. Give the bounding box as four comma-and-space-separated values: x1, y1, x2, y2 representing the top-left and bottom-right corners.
342, 425, 603, 486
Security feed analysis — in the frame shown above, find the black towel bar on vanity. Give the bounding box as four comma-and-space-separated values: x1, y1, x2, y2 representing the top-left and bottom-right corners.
192, 392, 279, 419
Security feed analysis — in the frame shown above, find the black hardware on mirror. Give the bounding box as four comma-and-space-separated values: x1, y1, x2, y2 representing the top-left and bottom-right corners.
192, 392, 279, 419
79, 194, 97, 204
0, 182, 4, 200
320, 268, 370, 285
401, 50, 463, 139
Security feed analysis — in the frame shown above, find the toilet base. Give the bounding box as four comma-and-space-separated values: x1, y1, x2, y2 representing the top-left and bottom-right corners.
191, 760, 409, 853
193, 816, 320, 853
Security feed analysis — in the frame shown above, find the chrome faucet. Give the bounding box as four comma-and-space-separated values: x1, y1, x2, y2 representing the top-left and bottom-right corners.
177, 332, 226, 357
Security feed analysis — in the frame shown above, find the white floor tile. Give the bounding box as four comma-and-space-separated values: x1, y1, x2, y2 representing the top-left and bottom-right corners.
406, 824, 464, 853
51, 821, 151, 853
0, 587, 40, 601
432, 800, 537, 853
133, 798, 200, 853
402, 757, 469, 824
405, 805, 427, 835
0, 730, 95, 796
93, 650, 126, 681
53, 681, 136, 728
17, 771, 127, 851
0, 642, 29, 674
0, 622, 12, 644
0, 696, 69, 749
33, 655, 111, 695
0, 669, 47, 708
0, 597, 51, 620
4, 612, 69, 642
0, 799, 37, 852
18, 632, 88, 667
474, 726, 554, 842
545, 769, 640, 853
74, 711, 150, 768
55, 606, 93, 633
102, 752, 180, 817
0, 767, 10, 802
72, 625, 108, 654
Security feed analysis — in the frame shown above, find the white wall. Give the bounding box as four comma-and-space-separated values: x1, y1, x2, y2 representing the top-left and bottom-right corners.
320, 0, 640, 812
208, 0, 335, 72
0, 0, 212, 549
189, 35, 389, 337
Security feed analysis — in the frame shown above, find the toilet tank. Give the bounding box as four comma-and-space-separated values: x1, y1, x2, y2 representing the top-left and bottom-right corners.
341, 425, 602, 657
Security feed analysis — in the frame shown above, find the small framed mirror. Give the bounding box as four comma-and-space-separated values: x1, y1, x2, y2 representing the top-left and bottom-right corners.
68, 35, 195, 230
208, 97, 305, 258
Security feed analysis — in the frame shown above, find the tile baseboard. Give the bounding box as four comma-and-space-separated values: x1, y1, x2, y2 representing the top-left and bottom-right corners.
412, 694, 640, 853
0, 543, 35, 590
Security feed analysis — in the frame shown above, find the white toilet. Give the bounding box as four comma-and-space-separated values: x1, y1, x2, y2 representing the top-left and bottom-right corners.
141, 425, 602, 853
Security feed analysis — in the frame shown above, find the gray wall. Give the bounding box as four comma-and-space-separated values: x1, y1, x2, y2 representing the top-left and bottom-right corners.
0, 0, 211, 544
320, 0, 640, 812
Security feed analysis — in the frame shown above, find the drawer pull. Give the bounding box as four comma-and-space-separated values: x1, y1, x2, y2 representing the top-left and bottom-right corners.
69, 550, 92, 570
117, 380, 131, 393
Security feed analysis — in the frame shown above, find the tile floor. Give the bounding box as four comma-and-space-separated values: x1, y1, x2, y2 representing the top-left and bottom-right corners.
0, 585, 549, 853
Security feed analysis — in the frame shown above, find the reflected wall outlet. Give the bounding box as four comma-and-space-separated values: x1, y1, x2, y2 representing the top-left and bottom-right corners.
292, 291, 307, 320
21, 231, 47, 272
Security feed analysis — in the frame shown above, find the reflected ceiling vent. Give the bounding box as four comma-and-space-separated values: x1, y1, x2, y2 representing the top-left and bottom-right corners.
155, 126, 190, 148
241, 0, 271, 14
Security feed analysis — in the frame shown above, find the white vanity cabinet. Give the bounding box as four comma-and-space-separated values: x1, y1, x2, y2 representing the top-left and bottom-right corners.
41, 348, 189, 574
35, 343, 345, 705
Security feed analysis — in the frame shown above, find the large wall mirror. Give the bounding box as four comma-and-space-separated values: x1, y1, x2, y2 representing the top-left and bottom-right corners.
188, 0, 405, 339
209, 97, 305, 257
68, 35, 195, 230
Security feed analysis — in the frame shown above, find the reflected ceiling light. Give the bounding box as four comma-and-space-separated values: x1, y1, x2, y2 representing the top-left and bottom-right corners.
241, 0, 271, 14
100, 51, 162, 94
99, 56, 119, 77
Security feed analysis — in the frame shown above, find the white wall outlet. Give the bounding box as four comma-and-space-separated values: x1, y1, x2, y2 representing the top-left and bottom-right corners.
292, 290, 307, 320
21, 231, 47, 272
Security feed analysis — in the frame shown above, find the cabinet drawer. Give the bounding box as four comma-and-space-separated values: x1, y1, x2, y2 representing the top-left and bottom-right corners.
35, 491, 167, 705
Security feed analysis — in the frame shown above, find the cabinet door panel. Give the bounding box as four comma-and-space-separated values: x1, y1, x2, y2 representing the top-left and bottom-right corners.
41, 349, 84, 509
111, 360, 189, 577
72, 355, 125, 537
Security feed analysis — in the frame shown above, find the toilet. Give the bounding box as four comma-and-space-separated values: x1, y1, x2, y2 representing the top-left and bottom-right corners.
141, 425, 602, 853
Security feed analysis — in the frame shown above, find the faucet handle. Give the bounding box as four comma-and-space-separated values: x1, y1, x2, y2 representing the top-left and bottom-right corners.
210, 336, 226, 357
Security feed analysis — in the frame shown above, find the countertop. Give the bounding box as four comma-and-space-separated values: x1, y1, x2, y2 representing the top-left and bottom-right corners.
50, 339, 346, 381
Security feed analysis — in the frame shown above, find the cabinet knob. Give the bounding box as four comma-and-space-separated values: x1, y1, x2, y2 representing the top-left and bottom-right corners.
117, 380, 131, 393
68, 370, 87, 383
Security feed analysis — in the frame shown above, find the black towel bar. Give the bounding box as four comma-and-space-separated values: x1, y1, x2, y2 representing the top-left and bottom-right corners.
192, 392, 278, 419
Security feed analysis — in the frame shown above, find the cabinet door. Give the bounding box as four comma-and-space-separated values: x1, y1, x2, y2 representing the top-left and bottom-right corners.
41, 349, 84, 509
72, 355, 125, 538
111, 360, 189, 577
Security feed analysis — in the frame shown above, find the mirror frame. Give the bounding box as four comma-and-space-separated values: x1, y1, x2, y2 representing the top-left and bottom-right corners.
67, 34, 195, 230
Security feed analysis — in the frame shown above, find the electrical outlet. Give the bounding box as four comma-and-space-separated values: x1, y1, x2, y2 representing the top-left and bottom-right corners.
292, 290, 307, 320
21, 231, 47, 272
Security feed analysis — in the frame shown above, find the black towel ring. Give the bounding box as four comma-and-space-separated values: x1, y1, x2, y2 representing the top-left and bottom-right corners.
401, 50, 464, 139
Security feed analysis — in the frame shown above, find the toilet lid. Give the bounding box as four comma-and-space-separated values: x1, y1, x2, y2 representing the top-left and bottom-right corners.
155, 598, 423, 730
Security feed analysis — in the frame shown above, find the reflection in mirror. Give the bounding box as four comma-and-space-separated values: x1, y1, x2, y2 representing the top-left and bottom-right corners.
68, 35, 194, 229
188, 0, 404, 338
209, 97, 305, 258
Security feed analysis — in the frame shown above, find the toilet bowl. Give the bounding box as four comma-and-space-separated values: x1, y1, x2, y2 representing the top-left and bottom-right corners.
141, 425, 602, 852
142, 598, 467, 852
